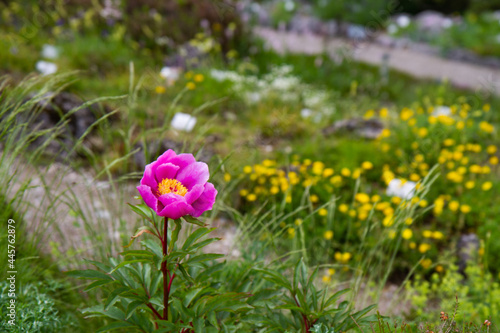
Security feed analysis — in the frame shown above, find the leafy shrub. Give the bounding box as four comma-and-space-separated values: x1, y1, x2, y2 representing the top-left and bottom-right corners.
406, 263, 500, 324
0, 281, 76, 333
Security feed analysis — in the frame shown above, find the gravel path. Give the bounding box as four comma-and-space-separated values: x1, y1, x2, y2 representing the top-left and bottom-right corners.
255, 27, 500, 95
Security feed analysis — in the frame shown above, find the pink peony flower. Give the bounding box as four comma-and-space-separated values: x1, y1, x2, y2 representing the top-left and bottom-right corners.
137, 149, 217, 219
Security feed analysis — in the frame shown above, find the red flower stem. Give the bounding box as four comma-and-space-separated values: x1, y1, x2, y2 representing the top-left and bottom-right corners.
168, 272, 176, 291
162, 217, 169, 321
146, 303, 162, 327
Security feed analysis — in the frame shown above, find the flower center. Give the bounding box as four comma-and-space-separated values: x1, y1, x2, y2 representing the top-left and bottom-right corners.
157, 178, 187, 196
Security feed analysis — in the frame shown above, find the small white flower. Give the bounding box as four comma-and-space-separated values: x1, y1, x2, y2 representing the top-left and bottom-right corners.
432, 106, 451, 117
160, 66, 181, 83
171, 112, 197, 132
386, 179, 417, 199
41, 44, 59, 59
284, 0, 295, 12
441, 18, 453, 29
396, 15, 411, 28
387, 24, 398, 35
36, 61, 57, 75
300, 108, 313, 118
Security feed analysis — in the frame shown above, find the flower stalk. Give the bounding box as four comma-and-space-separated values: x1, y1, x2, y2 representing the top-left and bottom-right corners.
162, 216, 170, 320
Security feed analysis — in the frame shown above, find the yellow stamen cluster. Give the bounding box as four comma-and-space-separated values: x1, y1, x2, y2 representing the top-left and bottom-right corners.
157, 178, 187, 197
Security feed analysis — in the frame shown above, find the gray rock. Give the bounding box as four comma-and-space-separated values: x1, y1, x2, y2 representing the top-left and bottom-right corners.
415, 10, 447, 32
323, 118, 384, 139
24, 92, 111, 158
289, 15, 322, 34
346, 24, 368, 40
456, 233, 479, 276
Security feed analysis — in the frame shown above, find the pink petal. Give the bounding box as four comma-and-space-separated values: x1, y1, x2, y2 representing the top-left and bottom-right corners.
191, 182, 217, 217
185, 184, 205, 204
158, 193, 183, 207
155, 149, 177, 166
169, 153, 196, 171
140, 164, 157, 189
155, 163, 180, 183
158, 200, 194, 219
176, 162, 209, 190
137, 185, 160, 214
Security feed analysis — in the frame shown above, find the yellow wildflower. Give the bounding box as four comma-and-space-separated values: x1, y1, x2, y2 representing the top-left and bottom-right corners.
379, 108, 389, 118
341, 168, 351, 177
422, 230, 432, 238
419, 243, 431, 253
402, 229, 413, 239
482, 182, 493, 191
324, 230, 334, 240
155, 86, 166, 94
433, 231, 444, 240
418, 128, 428, 137
460, 205, 471, 214
247, 193, 257, 202
421, 258, 432, 269
339, 204, 349, 213
361, 161, 373, 170
355, 193, 370, 204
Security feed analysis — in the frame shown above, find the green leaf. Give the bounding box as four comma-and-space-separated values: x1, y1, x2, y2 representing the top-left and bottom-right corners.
150, 272, 163, 296
105, 287, 129, 311
207, 311, 219, 330
141, 239, 163, 258
277, 304, 306, 314
149, 296, 165, 309
186, 253, 224, 265
248, 289, 282, 306
109, 260, 152, 274
169, 219, 182, 251
182, 215, 207, 227
84, 259, 113, 272
83, 305, 126, 321
182, 227, 215, 251
188, 237, 221, 252
183, 287, 208, 307
66, 269, 113, 281
127, 203, 155, 222
96, 321, 136, 332
324, 289, 350, 309
126, 300, 145, 320
350, 304, 377, 321
254, 268, 292, 291
120, 250, 155, 258
177, 264, 194, 284
166, 249, 192, 263
84, 279, 115, 292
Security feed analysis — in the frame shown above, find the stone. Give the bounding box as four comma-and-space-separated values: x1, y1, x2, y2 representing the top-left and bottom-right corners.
415, 11, 447, 32
322, 118, 384, 139
456, 233, 479, 277
24, 91, 111, 157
